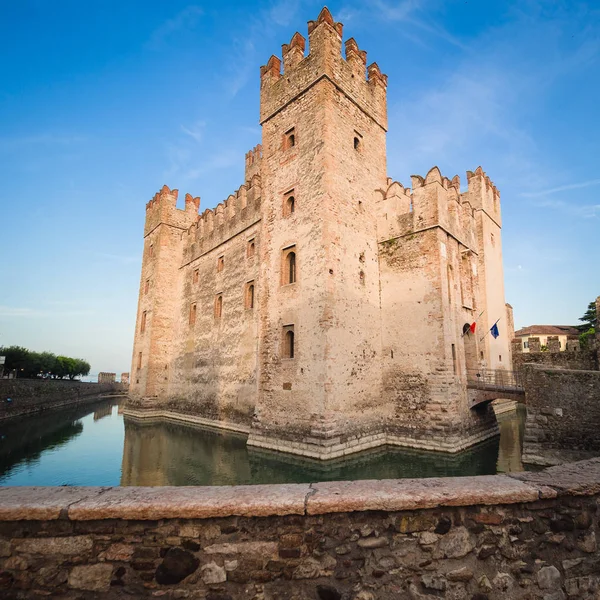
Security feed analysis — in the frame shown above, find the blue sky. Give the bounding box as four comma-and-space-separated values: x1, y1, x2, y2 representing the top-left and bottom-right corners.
0, 0, 598, 376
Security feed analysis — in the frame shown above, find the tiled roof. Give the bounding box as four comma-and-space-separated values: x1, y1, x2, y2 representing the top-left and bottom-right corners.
514, 325, 580, 337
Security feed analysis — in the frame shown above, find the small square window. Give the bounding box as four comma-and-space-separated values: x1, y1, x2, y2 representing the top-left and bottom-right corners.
247, 239, 255, 258
217, 256, 224, 273
193, 269, 199, 284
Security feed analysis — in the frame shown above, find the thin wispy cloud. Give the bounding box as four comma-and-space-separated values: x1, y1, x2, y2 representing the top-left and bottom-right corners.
521, 178, 600, 198
530, 199, 600, 219
223, 0, 303, 98
181, 121, 206, 144
0, 133, 86, 150
365, 0, 467, 50
146, 5, 204, 50
0, 306, 95, 319
95, 253, 140, 265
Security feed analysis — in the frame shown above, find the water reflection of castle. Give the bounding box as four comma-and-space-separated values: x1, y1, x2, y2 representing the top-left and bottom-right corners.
119, 411, 525, 487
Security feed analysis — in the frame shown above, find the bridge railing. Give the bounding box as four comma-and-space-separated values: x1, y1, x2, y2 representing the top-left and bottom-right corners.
466, 368, 523, 391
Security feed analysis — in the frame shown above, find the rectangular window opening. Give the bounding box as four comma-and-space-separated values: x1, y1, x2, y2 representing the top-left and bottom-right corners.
217, 256, 224, 273
451, 344, 457, 375
140, 311, 147, 334
189, 303, 197, 325
214, 294, 223, 319
193, 269, 199, 284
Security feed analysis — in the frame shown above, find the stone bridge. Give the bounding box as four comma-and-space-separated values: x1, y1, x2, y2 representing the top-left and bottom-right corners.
467, 369, 525, 409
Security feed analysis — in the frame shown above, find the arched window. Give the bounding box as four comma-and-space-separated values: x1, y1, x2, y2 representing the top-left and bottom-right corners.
287, 252, 296, 284
247, 239, 255, 258
287, 196, 295, 215
140, 311, 147, 333
283, 326, 295, 359
214, 295, 223, 318
245, 282, 255, 309
284, 128, 296, 150
354, 137, 360, 150
189, 303, 197, 325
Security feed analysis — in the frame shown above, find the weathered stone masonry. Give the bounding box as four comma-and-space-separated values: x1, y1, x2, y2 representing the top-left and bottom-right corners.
1, 458, 600, 598
129, 7, 512, 458
0, 380, 123, 421
522, 365, 600, 467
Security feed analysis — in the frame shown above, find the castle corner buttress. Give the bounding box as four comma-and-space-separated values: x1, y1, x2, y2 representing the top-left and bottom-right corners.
128, 7, 512, 459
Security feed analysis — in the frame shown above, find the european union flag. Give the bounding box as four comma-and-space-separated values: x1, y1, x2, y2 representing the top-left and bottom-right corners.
490, 323, 500, 339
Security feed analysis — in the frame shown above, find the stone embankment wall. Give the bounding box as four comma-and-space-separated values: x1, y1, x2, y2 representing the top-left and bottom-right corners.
513, 347, 598, 372
522, 365, 600, 466
0, 458, 599, 599
0, 379, 125, 421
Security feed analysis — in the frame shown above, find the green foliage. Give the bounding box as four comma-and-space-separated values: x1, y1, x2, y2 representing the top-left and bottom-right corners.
580, 327, 596, 349
0, 346, 91, 379
579, 300, 598, 331
540, 344, 549, 352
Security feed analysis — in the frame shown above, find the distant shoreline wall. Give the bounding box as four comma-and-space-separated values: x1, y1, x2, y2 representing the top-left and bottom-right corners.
0, 379, 126, 421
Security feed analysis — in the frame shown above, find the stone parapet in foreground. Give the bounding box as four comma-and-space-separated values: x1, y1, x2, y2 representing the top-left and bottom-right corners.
0, 458, 599, 598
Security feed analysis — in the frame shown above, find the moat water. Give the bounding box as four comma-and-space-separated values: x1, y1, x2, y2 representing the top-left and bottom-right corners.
0, 399, 527, 486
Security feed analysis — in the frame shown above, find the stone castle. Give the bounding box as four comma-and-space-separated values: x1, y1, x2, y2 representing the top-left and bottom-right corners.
128, 7, 512, 459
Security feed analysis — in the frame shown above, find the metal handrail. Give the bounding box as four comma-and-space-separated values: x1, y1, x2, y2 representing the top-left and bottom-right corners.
466, 368, 523, 390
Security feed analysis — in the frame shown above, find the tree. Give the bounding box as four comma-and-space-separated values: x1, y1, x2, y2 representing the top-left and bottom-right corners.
0, 346, 91, 379
579, 300, 598, 331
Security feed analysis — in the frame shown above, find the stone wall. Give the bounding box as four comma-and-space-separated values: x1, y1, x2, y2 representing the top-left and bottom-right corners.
522, 365, 600, 466
0, 379, 123, 421
0, 458, 599, 599
513, 347, 598, 372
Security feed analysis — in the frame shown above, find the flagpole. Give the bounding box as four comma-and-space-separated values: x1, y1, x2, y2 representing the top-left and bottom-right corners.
462, 309, 486, 337
479, 317, 502, 343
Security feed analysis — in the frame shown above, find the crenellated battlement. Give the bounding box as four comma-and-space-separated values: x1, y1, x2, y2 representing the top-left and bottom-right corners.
144, 185, 200, 237
463, 166, 502, 225
259, 7, 387, 130
377, 166, 488, 249
245, 144, 263, 183
181, 174, 262, 265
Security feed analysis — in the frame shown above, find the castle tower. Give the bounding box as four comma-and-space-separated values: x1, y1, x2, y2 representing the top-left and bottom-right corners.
248, 8, 389, 457
463, 168, 511, 371
130, 186, 199, 401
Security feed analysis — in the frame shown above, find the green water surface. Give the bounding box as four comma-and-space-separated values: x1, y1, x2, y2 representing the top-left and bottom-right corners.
0, 399, 526, 486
